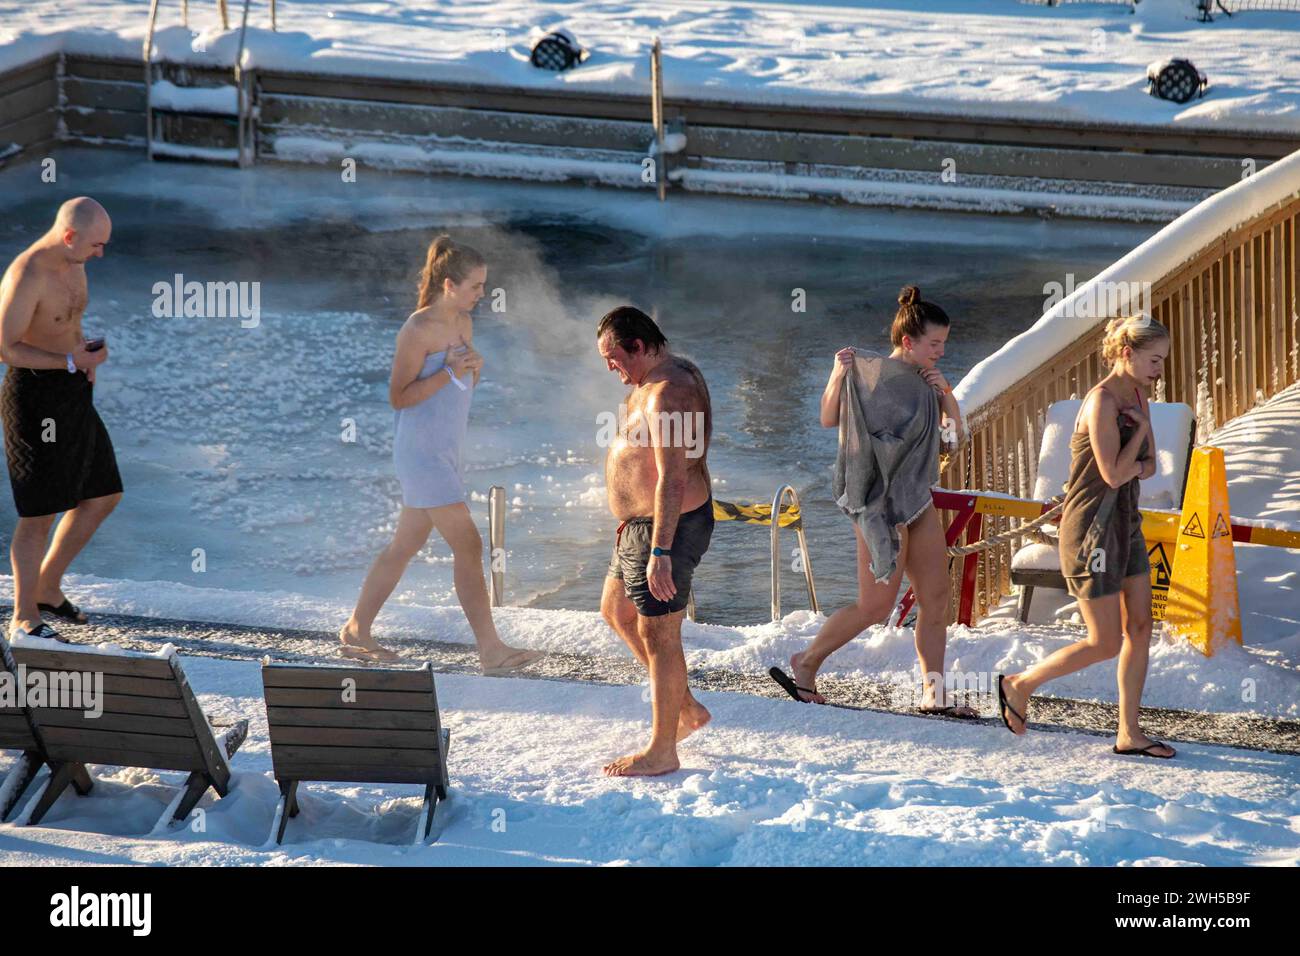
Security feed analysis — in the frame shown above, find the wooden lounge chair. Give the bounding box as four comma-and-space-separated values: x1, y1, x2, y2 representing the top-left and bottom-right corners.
0, 634, 92, 822
261, 660, 450, 845
6, 640, 248, 828
1010, 399, 1196, 623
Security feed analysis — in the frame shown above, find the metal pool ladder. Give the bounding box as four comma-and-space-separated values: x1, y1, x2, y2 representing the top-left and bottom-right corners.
769, 484, 819, 621
144, 0, 269, 167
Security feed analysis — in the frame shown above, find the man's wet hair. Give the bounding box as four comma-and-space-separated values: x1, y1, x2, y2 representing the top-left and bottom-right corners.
597, 306, 668, 356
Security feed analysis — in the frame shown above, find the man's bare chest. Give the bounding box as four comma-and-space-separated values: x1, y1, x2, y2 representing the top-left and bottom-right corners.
40, 270, 88, 325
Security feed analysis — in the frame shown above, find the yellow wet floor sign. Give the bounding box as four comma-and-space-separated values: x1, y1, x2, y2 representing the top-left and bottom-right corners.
1163, 446, 1242, 655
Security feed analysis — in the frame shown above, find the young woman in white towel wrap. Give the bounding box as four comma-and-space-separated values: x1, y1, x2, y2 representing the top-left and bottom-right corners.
338, 235, 541, 674
773, 286, 970, 715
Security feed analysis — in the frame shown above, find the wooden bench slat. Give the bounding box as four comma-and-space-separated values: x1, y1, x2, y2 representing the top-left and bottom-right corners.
263, 687, 435, 711
272, 764, 443, 785
43, 744, 203, 772
40, 726, 202, 757
0, 57, 57, 97
10, 649, 175, 679
268, 726, 437, 749
62, 109, 146, 142
81, 675, 182, 699
98, 694, 190, 719
0, 731, 38, 749
62, 76, 147, 113
63, 55, 144, 83
272, 745, 443, 769
31, 709, 196, 738
265, 707, 438, 731
260, 664, 449, 808
262, 666, 433, 693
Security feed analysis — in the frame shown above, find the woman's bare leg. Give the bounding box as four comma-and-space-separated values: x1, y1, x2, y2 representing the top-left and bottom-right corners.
791, 522, 907, 703
342, 506, 434, 654
426, 502, 541, 672
1115, 573, 1174, 756
1000, 591, 1124, 734
902, 505, 968, 712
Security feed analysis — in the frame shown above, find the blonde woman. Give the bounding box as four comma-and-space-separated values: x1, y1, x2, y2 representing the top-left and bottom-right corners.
998, 316, 1174, 759
339, 235, 541, 674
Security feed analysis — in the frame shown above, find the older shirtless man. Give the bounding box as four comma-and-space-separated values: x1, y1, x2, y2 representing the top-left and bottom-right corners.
0, 197, 120, 640
597, 306, 713, 777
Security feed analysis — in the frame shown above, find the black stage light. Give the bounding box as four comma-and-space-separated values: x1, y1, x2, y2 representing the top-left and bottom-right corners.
531, 29, 585, 71
1147, 58, 1208, 104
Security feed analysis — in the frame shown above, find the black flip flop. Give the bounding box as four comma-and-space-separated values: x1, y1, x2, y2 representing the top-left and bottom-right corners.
12, 622, 68, 644
996, 675, 1027, 734
38, 599, 87, 624
917, 705, 980, 720
768, 666, 822, 704
1113, 741, 1175, 759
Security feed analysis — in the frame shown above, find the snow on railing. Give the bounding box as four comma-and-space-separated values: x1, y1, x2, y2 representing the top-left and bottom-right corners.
946, 145, 1300, 625
955, 147, 1300, 421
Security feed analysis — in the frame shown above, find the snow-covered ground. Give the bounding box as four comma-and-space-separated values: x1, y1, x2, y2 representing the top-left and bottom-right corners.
4, 559, 1296, 721
5, 383, 1298, 730
1, 650, 1296, 866
3, 0, 1299, 134
4, 282, 1300, 871
5, 381, 1297, 865
3, 0, 1299, 869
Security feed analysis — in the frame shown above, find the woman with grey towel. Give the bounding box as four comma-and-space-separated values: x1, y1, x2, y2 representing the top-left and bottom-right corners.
773, 286, 970, 715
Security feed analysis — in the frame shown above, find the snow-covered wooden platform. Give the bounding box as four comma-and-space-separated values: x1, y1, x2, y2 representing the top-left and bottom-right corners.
7, 0, 1300, 216
2, 648, 1296, 866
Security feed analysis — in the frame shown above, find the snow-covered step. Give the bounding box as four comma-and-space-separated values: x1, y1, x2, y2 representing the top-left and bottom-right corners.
148, 140, 240, 164
149, 79, 238, 116
147, 70, 247, 165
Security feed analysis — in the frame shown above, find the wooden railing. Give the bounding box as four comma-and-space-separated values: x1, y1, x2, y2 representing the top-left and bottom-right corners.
943, 161, 1300, 626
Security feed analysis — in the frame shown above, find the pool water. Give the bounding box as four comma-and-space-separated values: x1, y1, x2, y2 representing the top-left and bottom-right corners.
0, 150, 1156, 625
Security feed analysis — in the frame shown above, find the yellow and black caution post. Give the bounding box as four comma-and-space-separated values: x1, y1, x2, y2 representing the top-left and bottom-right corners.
1163, 446, 1243, 656
712, 499, 801, 528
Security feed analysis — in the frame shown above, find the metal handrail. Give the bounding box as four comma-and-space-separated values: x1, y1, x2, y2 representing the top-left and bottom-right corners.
481, 480, 818, 624
770, 484, 819, 622
650, 37, 665, 202
234, 0, 253, 167
488, 485, 506, 607
144, 0, 161, 160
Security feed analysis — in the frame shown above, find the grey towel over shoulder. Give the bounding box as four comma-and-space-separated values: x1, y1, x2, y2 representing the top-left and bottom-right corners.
832, 351, 942, 583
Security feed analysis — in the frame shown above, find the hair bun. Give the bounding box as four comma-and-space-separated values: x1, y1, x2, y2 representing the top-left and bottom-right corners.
898, 285, 921, 307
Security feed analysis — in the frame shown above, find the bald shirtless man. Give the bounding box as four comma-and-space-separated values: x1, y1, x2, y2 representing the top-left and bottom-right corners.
597, 306, 713, 777
0, 197, 121, 641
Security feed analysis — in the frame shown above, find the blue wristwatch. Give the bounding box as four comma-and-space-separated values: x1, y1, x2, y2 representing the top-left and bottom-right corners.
652, 547, 672, 557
